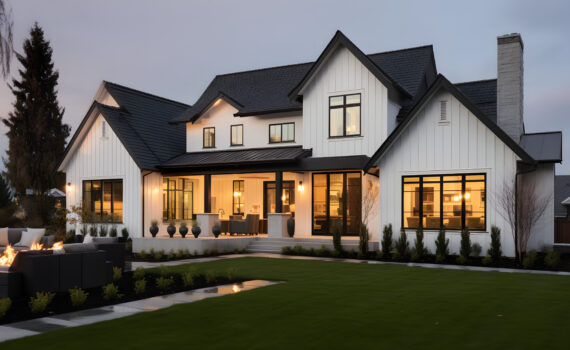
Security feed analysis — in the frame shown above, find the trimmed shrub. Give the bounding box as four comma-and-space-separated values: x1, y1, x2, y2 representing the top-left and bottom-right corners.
139, 250, 147, 260
158, 265, 171, 278
99, 225, 108, 237
381, 224, 393, 257
395, 229, 409, 260
182, 269, 197, 287
482, 255, 492, 266
133, 267, 145, 280
281, 246, 292, 255
435, 227, 449, 262
456, 255, 468, 265
544, 251, 561, 270
459, 229, 471, 260
134, 279, 146, 295
413, 226, 427, 259
293, 245, 304, 255
112, 267, 122, 282
109, 226, 118, 237
471, 243, 482, 257
153, 250, 164, 261
359, 223, 369, 256
435, 253, 446, 264
316, 245, 331, 257
69, 287, 88, 308
89, 225, 97, 237
176, 249, 184, 259
167, 250, 175, 260
227, 267, 237, 280
0, 298, 11, 318
332, 224, 342, 253
205, 270, 216, 284
522, 250, 538, 269
29, 292, 55, 313
488, 226, 502, 261
102, 283, 122, 300
156, 277, 174, 292
121, 227, 129, 239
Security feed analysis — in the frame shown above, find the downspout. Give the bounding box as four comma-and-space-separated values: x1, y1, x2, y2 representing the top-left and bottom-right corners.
141, 170, 154, 238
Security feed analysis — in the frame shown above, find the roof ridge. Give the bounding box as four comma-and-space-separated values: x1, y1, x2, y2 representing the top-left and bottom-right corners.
522, 131, 562, 136
103, 81, 190, 108
455, 78, 497, 85
367, 44, 433, 56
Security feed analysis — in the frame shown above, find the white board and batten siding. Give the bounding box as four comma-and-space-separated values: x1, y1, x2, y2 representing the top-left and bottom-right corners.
65, 113, 143, 237
377, 90, 520, 256
302, 46, 400, 158
186, 101, 303, 153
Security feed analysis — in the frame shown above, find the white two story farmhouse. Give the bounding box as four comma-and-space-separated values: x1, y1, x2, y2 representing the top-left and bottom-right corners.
58, 31, 562, 256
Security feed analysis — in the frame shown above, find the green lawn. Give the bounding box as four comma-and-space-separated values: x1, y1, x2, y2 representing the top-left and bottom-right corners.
4, 257, 570, 349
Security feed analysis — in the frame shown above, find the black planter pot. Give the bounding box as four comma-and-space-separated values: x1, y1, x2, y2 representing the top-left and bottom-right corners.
149, 225, 159, 238
191, 226, 201, 238
75, 234, 84, 243
167, 224, 176, 238
287, 217, 295, 237
212, 225, 221, 238
179, 226, 188, 238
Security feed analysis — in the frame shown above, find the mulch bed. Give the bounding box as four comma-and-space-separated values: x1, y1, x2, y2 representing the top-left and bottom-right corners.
0, 270, 241, 325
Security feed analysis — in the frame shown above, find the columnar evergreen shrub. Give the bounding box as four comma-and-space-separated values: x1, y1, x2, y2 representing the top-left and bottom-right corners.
457, 228, 471, 264
359, 223, 369, 256
435, 227, 449, 263
395, 229, 409, 260
413, 226, 427, 259
121, 227, 129, 239
332, 224, 342, 253
488, 226, 502, 261
381, 224, 393, 257
99, 225, 108, 237
109, 226, 118, 237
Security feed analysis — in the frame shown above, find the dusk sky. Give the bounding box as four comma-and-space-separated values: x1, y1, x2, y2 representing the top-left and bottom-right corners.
0, 0, 568, 173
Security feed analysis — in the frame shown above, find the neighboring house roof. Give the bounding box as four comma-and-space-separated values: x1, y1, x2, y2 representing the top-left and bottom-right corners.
519, 132, 562, 163
46, 188, 65, 198
58, 82, 189, 171
456, 79, 497, 123
364, 74, 535, 171
555, 175, 570, 217
170, 32, 436, 124
160, 146, 312, 170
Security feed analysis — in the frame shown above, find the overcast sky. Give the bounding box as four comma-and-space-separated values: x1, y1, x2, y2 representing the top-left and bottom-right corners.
0, 0, 568, 174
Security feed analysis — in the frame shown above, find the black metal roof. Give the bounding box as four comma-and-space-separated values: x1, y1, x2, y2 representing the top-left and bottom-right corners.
456, 79, 497, 123
519, 132, 563, 163
555, 175, 570, 217
170, 38, 436, 124
160, 146, 312, 169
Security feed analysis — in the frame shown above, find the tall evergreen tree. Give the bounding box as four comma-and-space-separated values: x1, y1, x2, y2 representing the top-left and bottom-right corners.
2, 23, 69, 194
0, 174, 11, 207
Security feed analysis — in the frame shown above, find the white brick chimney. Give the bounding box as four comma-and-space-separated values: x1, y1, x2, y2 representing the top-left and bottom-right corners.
497, 33, 524, 143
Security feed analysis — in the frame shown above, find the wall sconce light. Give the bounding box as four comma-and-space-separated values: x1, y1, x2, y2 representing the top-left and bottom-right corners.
153, 187, 159, 194
298, 181, 304, 193
66, 182, 72, 192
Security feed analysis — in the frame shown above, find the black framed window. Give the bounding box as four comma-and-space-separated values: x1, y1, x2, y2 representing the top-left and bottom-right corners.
231, 124, 243, 146
269, 122, 294, 143
263, 181, 295, 218
312, 172, 361, 236
163, 178, 193, 221
329, 93, 361, 137
232, 180, 244, 215
402, 174, 486, 230
82, 179, 123, 223
203, 127, 215, 148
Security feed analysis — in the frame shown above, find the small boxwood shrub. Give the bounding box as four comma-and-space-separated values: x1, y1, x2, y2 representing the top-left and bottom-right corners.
139, 250, 147, 259
482, 255, 492, 266
0, 298, 11, 318
488, 226, 502, 261
134, 279, 146, 295
69, 287, 88, 308
156, 276, 174, 292
167, 250, 175, 260
109, 226, 118, 237
112, 267, 122, 282
153, 250, 164, 261
205, 270, 216, 284
133, 267, 145, 280
102, 283, 122, 300
158, 265, 171, 278
29, 292, 55, 313
182, 270, 196, 287
381, 224, 393, 258
544, 251, 560, 270
522, 250, 538, 269
281, 246, 292, 255
176, 249, 184, 259
121, 227, 129, 239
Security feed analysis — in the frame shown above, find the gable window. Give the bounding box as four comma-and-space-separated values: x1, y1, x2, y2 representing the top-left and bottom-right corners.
203, 127, 215, 148
269, 123, 295, 143
231, 124, 243, 146
83, 179, 123, 223
402, 174, 486, 230
232, 180, 244, 215
163, 178, 193, 221
329, 93, 361, 137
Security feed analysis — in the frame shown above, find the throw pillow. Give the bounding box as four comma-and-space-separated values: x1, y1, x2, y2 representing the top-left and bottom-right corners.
0, 228, 8, 246
16, 228, 45, 248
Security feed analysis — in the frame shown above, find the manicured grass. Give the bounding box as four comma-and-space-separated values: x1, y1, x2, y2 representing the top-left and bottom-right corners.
4, 257, 570, 349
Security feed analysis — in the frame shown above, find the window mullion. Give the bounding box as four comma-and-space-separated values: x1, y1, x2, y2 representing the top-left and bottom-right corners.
419, 177, 423, 228
461, 176, 466, 230
440, 176, 444, 229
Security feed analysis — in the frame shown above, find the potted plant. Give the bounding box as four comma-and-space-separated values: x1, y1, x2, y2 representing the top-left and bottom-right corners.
179, 222, 188, 238
167, 221, 176, 238
191, 222, 201, 238
149, 220, 159, 237
212, 222, 221, 238
287, 216, 295, 237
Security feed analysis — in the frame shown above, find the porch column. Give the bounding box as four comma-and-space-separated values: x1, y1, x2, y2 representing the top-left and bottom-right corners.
204, 174, 211, 213
275, 171, 283, 213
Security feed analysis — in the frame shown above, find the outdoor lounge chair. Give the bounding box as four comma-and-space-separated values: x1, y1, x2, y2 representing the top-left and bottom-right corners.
229, 214, 260, 235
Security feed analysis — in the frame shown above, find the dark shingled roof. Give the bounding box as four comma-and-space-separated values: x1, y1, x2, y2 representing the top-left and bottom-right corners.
555, 175, 570, 217
94, 82, 188, 170
161, 146, 312, 169
456, 79, 497, 122
519, 132, 562, 163
171, 45, 436, 124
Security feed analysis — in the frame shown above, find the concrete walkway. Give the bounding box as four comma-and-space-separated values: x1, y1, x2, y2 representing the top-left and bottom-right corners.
0, 280, 280, 343
131, 252, 570, 276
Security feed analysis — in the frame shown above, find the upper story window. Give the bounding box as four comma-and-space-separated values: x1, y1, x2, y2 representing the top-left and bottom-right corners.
329, 93, 361, 137
269, 122, 295, 143
83, 179, 123, 223
231, 124, 243, 146
203, 127, 215, 148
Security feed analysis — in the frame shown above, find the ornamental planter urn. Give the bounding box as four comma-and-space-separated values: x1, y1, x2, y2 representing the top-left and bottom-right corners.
287, 217, 295, 238
149, 221, 159, 238
179, 223, 189, 238
167, 222, 176, 238
191, 225, 201, 238
212, 223, 221, 238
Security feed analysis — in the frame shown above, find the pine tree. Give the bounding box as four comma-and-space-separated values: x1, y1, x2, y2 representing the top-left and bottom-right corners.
0, 174, 11, 207
2, 23, 69, 194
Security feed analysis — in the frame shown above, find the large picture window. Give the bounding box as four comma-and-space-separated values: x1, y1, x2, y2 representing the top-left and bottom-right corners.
233, 180, 244, 215
263, 181, 295, 218
83, 179, 123, 223
329, 93, 361, 137
203, 127, 215, 148
312, 172, 361, 236
402, 174, 486, 230
269, 123, 295, 143
163, 178, 193, 221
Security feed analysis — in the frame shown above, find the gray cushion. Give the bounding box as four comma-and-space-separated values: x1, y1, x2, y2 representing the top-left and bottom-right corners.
63, 243, 97, 253
7, 228, 26, 246
92, 237, 119, 244
40, 235, 55, 248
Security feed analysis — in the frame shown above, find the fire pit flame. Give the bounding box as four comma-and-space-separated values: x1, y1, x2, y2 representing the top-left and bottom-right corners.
0, 241, 65, 266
